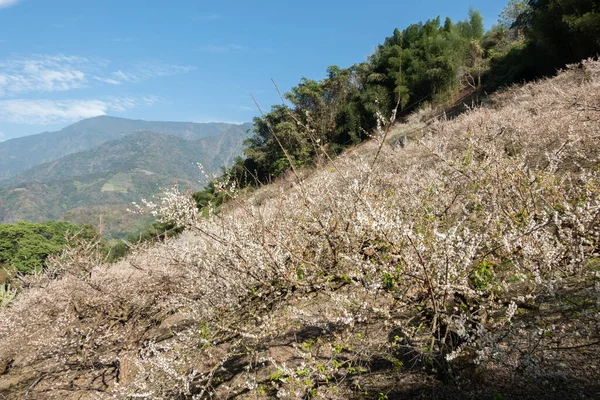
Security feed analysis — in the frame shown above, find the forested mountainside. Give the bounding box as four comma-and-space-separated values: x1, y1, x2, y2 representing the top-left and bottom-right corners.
0, 116, 252, 181
0, 128, 250, 188
0, 127, 252, 237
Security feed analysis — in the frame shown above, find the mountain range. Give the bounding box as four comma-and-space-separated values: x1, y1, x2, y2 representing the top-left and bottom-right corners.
0, 116, 253, 237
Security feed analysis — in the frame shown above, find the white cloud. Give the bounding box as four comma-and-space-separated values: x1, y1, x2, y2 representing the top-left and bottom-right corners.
0, 55, 193, 95
0, 55, 97, 97
0, 97, 159, 125
0, 55, 185, 124
0, 0, 22, 9
0, 131, 5, 142
94, 61, 194, 85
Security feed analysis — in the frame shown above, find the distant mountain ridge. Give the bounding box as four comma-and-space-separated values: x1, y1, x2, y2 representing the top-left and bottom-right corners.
0, 116, 253, 181
0, 129, 249, 188
0, 116, 253, 237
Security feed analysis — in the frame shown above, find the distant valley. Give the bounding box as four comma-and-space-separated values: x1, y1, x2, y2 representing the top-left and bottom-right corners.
0, 116, 253, 237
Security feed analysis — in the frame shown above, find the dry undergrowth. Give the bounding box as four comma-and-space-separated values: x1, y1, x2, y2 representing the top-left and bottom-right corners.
1, 60, 599, 399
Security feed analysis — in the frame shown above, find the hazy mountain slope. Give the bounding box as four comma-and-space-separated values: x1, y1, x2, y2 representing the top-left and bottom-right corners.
0, 168, 194, 221
0, 130, 246, 188
0, 128, 253, 237
0, 116, 252, 180
0, 171, 185, 237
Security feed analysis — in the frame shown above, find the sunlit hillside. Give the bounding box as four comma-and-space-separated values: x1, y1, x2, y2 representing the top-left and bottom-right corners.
1, 60, 598, 399
0, 120, 253, 237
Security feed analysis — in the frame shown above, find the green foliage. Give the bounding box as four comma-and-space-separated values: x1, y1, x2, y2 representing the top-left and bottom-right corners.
500, 0, 530, 32
105, 220, 184, 262
192, 161, 250, 214
381, 271, 399, 290
0, 221, 98, 274
269, 369, 287, 382
469, 259, 496, 290
131, 221, 183, 244
490, 0, 600, 83
525, 0, 600, 66
0, 283, 16, 307
481, 25, 519, 61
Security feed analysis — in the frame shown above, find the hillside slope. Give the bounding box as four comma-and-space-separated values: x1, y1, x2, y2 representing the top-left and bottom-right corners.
0, 129, 246, 188
0, 129, 252, 237
0, 116, 252, 181
0, 61, 599, 399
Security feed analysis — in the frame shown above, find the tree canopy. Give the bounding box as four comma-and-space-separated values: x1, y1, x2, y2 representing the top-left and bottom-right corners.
0, 221, 98, 274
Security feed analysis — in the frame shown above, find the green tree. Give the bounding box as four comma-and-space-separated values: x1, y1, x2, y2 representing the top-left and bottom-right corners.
0, 222, 98, 274
468, 8, 485, 39
506, 0, 600, 77
500, 0, 530, 38
244, 105, 313, 182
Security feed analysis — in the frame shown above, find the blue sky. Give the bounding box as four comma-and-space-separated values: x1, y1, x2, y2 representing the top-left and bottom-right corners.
0, 0, 508, 140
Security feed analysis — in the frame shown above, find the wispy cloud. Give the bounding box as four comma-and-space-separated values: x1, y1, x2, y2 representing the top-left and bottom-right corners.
0, 0, 22, 9
0, 55, 186, 124
0, 97, 160, 124
0, 55, 97, 97
192, 13, 221, 21
195, 44, 247, 54
0, 131, 5, 142
0, 55, 194, 95
94, 61, 195, 85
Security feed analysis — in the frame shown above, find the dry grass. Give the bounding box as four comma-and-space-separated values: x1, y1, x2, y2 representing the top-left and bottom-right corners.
1, 60, 599, 399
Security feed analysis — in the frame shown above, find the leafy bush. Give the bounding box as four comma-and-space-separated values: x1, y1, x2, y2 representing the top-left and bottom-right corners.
0, 221, 98, 274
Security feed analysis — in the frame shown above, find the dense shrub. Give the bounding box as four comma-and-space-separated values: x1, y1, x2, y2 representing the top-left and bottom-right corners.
0, 221, 98, 274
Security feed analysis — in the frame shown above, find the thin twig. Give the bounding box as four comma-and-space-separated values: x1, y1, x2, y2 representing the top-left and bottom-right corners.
25, 373, 47, 400
552, 340, 600, 350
